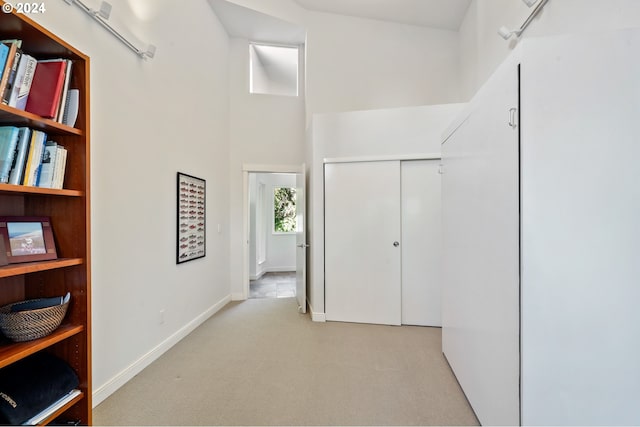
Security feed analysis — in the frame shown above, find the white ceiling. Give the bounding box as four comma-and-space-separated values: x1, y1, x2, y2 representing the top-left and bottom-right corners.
293, 0, 472, 31
208, 0, 306, 44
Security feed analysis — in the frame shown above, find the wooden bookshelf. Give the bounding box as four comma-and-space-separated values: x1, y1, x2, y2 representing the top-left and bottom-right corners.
0, 2, 92, 425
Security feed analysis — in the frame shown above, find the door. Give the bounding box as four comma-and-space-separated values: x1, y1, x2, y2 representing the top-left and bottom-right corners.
324, 161, 401, 325
401, 160, 442, 326
441, 56, 520, 425
295, 166, 307, 313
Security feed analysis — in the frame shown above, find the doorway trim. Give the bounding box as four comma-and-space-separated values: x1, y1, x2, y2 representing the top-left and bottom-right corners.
242, 164, 303, 300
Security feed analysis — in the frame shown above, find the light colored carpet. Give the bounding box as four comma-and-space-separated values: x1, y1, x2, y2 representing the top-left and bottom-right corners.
93, 298, 479, 426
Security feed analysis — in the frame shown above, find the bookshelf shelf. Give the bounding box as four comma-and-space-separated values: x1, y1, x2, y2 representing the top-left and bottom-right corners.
0, 324, 84, 369
37, 391, 85, 426
0, 1, 92, 424
0, 258, 83, 279
0, 104, 83, 136
0, 183, 84, 197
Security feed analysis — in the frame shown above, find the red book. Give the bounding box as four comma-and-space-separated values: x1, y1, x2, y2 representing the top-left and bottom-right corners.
25, 60, 66, 119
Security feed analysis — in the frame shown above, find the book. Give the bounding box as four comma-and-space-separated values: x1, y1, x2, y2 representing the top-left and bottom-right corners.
22, 130, 46, 186
0, 40, 21, 100
62, 88, 79, 127
8, 53, 37, 110
36, 140, 57, 188
10, 292, 70, 312
0, 126, 20, 183
0, 44, 9, 82
56, 60, 72, 122
52, 145, 67, 189
24, 59, 66, 119
1, 48, 22, 105
7, 127, 31, 185
22, 389, 81, 426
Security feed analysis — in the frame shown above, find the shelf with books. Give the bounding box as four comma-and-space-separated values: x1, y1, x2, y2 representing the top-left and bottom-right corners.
0, 2, 91, 425
0, 183, 83, 197
0, 104, 83, 136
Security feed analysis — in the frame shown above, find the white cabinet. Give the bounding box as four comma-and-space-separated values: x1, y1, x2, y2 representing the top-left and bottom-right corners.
441, 52, 520, 426
325, 159, 442, 326
442, 29, 640, 425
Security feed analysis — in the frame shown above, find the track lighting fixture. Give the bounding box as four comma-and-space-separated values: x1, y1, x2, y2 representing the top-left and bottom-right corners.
498, 0, 550, 41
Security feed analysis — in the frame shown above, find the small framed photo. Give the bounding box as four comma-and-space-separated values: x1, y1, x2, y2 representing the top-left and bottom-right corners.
177, 172, 206, 264
0, 216, 58, 264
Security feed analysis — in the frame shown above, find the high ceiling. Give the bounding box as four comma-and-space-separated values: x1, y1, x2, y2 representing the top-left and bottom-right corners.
293, 0, 472, 31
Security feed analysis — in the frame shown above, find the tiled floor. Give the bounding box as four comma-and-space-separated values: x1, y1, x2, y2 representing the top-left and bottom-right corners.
250, 272, 296, 299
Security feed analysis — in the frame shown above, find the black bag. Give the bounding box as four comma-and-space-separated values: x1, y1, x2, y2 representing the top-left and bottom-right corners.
0, 352, 79, 425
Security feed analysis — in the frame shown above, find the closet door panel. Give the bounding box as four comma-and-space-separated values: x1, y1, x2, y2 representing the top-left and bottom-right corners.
325, 161, 401, 326
401, 159, 442, 326
441, 56, 520, 425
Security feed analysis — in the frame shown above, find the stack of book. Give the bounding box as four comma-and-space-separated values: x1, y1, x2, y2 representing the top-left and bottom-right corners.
0, 39, 79, 127
0, 126, 67, 189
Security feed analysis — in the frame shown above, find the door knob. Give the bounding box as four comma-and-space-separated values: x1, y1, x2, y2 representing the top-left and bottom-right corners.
393, 241, 400, 247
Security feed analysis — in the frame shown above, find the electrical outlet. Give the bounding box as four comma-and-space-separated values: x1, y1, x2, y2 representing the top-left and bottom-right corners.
159, 309, 165, 325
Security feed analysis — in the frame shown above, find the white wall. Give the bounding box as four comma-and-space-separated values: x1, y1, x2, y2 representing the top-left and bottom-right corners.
459, 0, 640, 100
249, 173, 297, 279
249, 44, 270, 95
304, 13, 461, 114
29, 0, 231, 405
228, 37, 305, 299
227, 0, 464, 115
308, 104, 464, 315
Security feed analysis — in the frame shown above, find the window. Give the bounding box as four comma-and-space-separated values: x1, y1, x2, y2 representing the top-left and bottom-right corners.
249, 43, 299, 97
273, 187, 296, 233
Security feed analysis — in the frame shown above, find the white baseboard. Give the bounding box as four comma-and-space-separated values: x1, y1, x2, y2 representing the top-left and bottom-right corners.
249, 271, 265, 281
231, 292, 246, 301
92, 294, 232, 407
307, 300, 326, 322
265, 266, 295, 273
250, 267, 294, 281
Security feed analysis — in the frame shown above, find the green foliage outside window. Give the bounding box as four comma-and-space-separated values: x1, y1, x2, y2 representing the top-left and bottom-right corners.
274, 187, 296, 233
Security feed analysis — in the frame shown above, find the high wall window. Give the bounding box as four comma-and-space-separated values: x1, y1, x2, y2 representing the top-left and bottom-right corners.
273, 187, 296, 233
249, 43, 299, 97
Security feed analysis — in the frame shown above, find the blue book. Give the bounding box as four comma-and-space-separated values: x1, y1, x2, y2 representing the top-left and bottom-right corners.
0, 44, 9, 81
8, 127, 31, 185
0, 126, 20, 183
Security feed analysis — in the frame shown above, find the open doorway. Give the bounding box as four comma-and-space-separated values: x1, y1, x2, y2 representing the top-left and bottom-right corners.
248, 172, 297, 299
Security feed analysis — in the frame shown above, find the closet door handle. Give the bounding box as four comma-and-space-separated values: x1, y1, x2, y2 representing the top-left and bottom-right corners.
393, 241, 400, 247
508, 108, 517, 129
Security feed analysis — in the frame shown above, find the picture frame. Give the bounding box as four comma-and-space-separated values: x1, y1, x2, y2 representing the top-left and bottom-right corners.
0, 216, 58, 264
177, 172, 206, 264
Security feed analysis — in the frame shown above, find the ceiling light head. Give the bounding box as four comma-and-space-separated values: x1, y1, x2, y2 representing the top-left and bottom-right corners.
96, 1, 112, 20
498, 26, 513, 40
522, 0, 538, 7
498, 26, 522, 40
143, 44, 157, 59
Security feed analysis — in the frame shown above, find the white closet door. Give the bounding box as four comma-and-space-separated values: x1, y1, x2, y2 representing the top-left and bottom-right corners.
325, 161, 401, 325
441, 55, 520, 425
401, 160, 442, 326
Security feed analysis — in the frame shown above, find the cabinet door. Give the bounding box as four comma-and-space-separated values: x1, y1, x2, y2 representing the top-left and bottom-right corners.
401, 159, 442, 326
441, 59, 520, 424
325, 161, 401, 325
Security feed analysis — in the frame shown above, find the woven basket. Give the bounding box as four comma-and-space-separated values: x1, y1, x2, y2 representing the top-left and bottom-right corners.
0, 299, 69, 342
